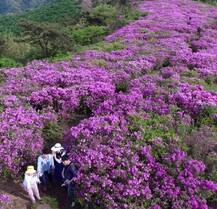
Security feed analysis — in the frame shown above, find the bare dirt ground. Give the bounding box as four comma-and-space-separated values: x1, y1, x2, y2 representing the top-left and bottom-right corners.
0, 180, 30, 209
0, 180, 71, 209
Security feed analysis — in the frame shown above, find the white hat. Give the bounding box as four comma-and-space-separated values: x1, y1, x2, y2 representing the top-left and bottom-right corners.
25, 165, 36, 174
51, 143, 64, 152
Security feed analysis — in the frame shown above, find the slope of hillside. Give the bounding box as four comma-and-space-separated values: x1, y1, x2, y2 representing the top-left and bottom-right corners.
0, 0, 53, 14
0, 0, 217, 208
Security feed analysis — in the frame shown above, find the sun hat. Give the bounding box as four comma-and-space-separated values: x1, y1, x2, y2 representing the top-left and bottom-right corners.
51, 143, 64, 152
25, 166, 36, 174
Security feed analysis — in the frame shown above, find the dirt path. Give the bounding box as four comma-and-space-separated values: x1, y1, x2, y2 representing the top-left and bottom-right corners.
0, 180, 77, 209
0, 180, 29, 209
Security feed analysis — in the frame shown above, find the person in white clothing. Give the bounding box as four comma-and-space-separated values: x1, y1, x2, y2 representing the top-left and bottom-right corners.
23, 166, 41, 204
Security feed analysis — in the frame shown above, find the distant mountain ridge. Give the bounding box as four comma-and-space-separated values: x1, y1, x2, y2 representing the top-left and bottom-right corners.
0, 0, 53, 14
0, 0, 81, 34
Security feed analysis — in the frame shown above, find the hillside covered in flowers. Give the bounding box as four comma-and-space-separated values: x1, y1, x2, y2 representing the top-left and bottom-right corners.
0, 0, 217, 208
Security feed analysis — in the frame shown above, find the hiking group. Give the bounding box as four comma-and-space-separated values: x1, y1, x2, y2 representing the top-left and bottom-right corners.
23, 143, 77, 208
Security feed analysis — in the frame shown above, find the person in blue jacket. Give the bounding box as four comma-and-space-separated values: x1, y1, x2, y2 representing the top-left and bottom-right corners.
61, 155, 77, 208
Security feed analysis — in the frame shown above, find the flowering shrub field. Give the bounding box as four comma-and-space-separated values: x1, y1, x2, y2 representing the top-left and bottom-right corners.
0, 0, 217, 208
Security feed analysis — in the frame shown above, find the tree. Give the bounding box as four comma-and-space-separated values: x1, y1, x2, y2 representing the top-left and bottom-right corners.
0, 37, 6, 55
18, 20, 73, 58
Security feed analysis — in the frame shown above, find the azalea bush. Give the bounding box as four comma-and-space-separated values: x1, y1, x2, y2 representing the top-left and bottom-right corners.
0, 106, 44, 174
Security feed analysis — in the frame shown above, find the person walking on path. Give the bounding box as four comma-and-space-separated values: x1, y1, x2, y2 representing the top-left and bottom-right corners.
37, 147, 54, 191
51, 143, 66, 184
61, 155, 77, 208
23, 166, 41, 204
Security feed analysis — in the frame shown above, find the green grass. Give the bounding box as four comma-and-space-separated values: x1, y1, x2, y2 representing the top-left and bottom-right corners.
194, 0, 217, 6
74, 41, 125, 54
128, 114, 176, 143
30, 195, 59, 209
48, 52, 72, 62
92, 59, 108, 67
42, 196, 59, 209
0, 57, 17, 68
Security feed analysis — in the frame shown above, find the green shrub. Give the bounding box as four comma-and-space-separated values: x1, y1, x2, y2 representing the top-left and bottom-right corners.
0, 103, 4, 113
88, 4, 141, 31
72, 25, 108, 45
0, 57, 17, 68
128, 114, 176, 160
97, 41, 125, 52
24, 46, 43, 61
115, 80, 129, 93
210, 168, 217, 184
73, 41, 124, 55
49, 52, 72, 62
1, 36, 31, 63
128, 114, 176, 143
181, 70, 199, 78
0, 71, 6, 84
195, 106, 217, 127
92, 59, 107, 67
89, 4, 118, 26
76, 97, 92, 116
42, 121, 63, 147
202, 76, 217, 92
1, 167, 11, 179
125, 10, 142, 21
194, 0, 217, 6
124, 9, 148, 21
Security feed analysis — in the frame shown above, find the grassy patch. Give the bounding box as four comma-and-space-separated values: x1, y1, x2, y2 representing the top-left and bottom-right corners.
41, 196, 59, 209
49, 52, 72, 62
0, 57, 17, 68
92, 59, 107, 67
75, 41, 125, 54
128, 114, 176, 143
72, 25, 108, 45
181, 69, 199, 78
30, 196, 59, 209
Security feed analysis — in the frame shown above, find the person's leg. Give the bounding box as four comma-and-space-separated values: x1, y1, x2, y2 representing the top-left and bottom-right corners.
41, 172, 49, 185
67, 184, 75, 207
40, 172, 49, 192
48, 172, 52, 183
32, 184, 41, 200
27, 187, 36, 203
40, 174, 46, 185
